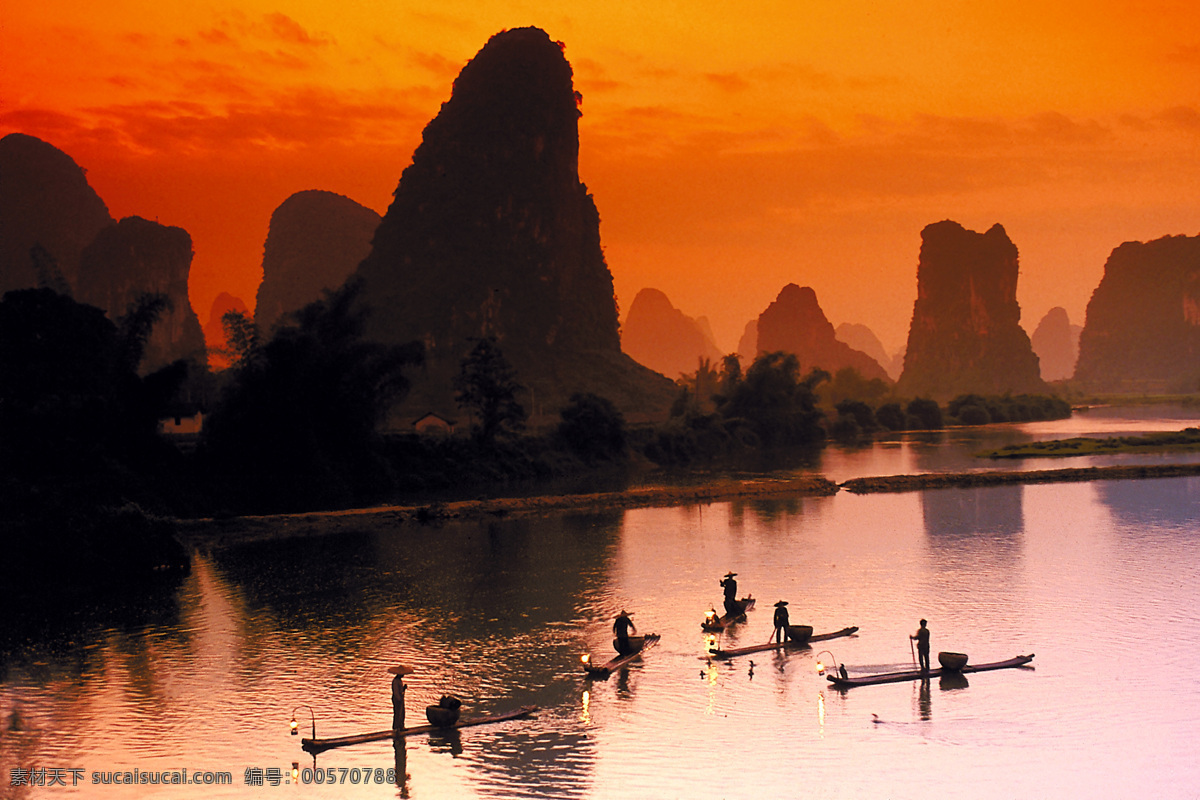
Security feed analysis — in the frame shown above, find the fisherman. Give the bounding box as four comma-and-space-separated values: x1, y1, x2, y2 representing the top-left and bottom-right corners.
720, 572, 742, 617
910, 619, 931, 673
388, 664, 415, 731
772, 600, 790, 643
613, 610, 638, 655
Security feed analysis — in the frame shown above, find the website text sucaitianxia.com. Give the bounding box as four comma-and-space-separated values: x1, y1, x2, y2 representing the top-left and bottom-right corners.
10, 766, 400, 787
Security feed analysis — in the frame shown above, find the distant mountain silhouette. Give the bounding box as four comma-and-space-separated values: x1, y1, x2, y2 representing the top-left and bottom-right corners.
76, 216, 206, 374
834, 322, 903, 380
256, 190, 380, 334
0, 133, 113, 296
622, 288, 723, 378
204, 291, 248, 369
757, 284, 890, 381
897, 221, 1045, 398
1075, 234, 1200, 392
1030, 306, 1081, 382
737, 319, 758, 365
353, 26, 673, 420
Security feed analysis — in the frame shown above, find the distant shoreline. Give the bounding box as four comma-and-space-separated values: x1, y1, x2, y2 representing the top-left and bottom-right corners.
976, 428, 1200, 459
839, 462, 1200, 493
174, 462, 1200, 548
175, 476, 840, 547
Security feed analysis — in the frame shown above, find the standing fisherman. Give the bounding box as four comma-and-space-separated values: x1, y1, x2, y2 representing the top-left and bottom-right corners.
910, 619, 931, 674
772, 600, 790, 643
613, 610, 639, 655
388, 664, 415, 731
720, 572, 742, 617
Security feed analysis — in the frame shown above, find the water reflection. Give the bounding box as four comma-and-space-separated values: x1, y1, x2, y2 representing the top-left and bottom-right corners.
393, 740, 409, 796
429, 727, 463, 755
939, 672, 970, 691
922, 485, 1024, 539
1095, 476, 1200, 528
7, 413, 1200, 798
915, 678, 932, 720
727, 495, 807, 525
469, 727, 595, 799
921, 487, 1025, 600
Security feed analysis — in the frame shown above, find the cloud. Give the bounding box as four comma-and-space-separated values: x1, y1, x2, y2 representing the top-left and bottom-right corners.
1157, 105, 1200, 131
198, 27, 234, 47
704, 72, 750, 93
5, 82, 433, 162
1166, 44, 1200, 66
264, 13, 332, 47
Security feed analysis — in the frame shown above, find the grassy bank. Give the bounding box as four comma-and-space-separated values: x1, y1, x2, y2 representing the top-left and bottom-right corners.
978, 428, 1200, 459
840, 463, 1200, 494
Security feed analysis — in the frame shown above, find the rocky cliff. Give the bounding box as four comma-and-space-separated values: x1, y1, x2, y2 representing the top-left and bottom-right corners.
0, 133, 113, 296
897, 221, 1045, 398
756, 284, 890, 381
1074, 234, 1200, 392
622, 288, 723, 378
1030, 306, 1081, 382
353, 26, 673, 420
76, 216, 206, 374
256, 190, 380, 334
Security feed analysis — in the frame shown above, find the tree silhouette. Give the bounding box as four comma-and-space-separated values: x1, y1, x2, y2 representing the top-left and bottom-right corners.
116, 293, 171, 372
876, 402, 906, 431
905, 397, 944, 430
218, 308, 259, 371
717, 351, 826, 445
716, 354, 742, 401
0, 288, 182, 475
557, 392, 625, 461
453, 336, 527, 445
202, 278, 423, 511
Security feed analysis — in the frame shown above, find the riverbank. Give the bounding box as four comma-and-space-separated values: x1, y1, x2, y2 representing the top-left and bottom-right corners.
840, 462, 1200, 494
978, 427, 1200, 459
175, 476, 840, 548
174, 461, 1200, 548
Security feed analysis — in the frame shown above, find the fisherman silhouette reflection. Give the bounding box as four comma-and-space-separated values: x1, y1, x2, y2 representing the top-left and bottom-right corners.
917, 676, 932, 720
393, 739, 410, 797
615, 667, 634, 700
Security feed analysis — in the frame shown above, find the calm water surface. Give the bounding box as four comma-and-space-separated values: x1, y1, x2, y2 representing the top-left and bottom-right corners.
3, 408, 1200, 799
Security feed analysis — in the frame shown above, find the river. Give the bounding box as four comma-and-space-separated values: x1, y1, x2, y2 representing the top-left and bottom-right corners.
3, 406, 1199, 798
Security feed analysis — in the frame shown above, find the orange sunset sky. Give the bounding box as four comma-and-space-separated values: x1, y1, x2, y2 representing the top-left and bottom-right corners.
5, 1, 1200, 355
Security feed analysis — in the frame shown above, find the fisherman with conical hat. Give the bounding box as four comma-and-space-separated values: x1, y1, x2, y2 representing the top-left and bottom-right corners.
772, 600, 790, 644
720, 571, 742, 616
388, 664, 415, 731
613, 609, 639, 655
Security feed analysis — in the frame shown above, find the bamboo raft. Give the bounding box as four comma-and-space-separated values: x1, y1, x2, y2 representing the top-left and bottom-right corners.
301, 706, 538, 753
701, 598, 756, 631
825, 654, 1035, 688
709, 626, 860, 660
583, 633, 661, 679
